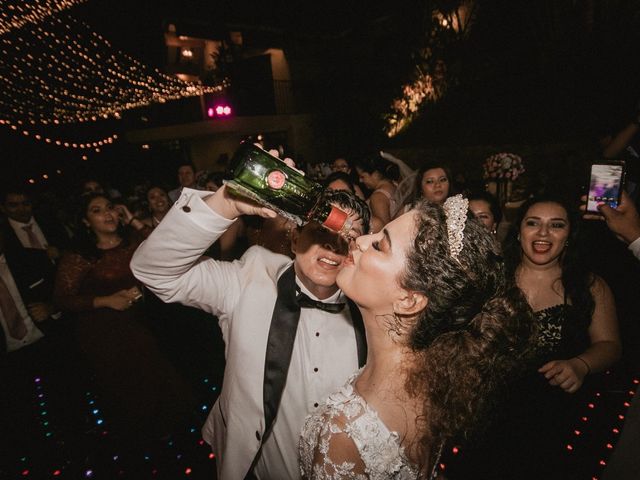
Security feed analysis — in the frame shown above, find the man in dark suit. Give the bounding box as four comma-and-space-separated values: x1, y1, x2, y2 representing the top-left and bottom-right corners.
0, 229, 48, 354
0, 185, 71, 263
0, 227, 84, 466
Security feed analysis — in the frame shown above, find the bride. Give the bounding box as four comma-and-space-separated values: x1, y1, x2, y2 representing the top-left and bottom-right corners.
299, 196, 536, 479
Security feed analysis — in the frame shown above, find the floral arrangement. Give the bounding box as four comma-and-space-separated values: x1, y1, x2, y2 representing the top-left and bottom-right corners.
482, 152, 525, 181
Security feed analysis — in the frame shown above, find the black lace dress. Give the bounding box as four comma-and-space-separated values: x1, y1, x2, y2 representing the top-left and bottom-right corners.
447, 304, 593, 480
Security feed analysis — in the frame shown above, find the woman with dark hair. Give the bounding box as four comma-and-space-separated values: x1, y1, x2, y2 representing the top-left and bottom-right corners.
457, 194, 621, 479
322, 171, 358, 194
395, 162, 454, 218
141, 184, 171, 228
330, 157, 365, 199
468, 190, 502, 236
300, 195, 535, 479
503, 194, 620, 394
414, 162, 453, 205
53, 193, 194, 444
355, 154, 400, 232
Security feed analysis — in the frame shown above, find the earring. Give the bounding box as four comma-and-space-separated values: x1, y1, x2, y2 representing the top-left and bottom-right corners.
565, 240, 569, 247
517, 234, 521, 241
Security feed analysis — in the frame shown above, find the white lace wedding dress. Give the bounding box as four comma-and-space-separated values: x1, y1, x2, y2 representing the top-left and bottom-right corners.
299, 371, 422, 479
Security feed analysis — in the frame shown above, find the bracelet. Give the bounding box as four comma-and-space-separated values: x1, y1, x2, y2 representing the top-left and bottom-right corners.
574, 355, 591, 375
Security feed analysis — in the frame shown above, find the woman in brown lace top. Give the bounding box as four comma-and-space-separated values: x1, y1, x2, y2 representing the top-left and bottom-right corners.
54, 193, 193, 444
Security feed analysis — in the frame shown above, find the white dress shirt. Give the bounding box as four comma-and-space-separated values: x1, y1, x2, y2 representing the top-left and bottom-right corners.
0, 254, 44, 352
255, 282, 358, 480
8, 217, 48, 250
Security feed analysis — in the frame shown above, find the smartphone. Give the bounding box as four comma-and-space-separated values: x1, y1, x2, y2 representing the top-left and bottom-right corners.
586, 161, 626, 214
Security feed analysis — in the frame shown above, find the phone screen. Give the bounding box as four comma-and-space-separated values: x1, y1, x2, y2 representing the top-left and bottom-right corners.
586, 163, 625, 213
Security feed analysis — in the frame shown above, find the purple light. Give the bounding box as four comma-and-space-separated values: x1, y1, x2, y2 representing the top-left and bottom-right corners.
223, 106, 231, 115
85, 469, 94, 478
207, 107, 214, 117
215, 105, 225, 115
34, 377, 41, 383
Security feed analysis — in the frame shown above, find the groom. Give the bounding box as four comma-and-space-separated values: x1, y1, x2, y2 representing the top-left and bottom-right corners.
131, 185, 370, 479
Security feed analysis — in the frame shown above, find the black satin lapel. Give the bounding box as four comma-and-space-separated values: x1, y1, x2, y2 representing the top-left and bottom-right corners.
347, 299, 367, 368
262, 264, 300, 435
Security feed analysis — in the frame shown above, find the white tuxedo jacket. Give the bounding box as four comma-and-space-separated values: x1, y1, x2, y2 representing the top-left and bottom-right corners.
131, 190, 361, 479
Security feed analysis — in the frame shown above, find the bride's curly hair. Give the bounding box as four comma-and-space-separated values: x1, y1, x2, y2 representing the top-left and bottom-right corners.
399, 200, 536, 476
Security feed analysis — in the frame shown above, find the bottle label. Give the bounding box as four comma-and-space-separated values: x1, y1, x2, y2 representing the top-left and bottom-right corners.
322, 207, 349, 232
266, 169, 287, 190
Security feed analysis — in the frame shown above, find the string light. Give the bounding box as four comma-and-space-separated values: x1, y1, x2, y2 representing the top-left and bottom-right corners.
0, 11, 226, 126
0, 119, 118, 151
0, 0, 86, 36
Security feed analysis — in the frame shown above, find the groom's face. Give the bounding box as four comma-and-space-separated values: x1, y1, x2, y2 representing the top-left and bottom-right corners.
291, 207, 364, 299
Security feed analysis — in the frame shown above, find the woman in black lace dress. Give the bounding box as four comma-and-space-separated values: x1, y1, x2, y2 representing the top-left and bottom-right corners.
453, 194, 621, 479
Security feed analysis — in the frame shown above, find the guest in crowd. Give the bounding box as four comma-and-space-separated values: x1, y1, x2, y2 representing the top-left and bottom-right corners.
80, 177, 122, 199
394, 162, 453, 218
168, 161, 198, 203
131, 186, 370, 479
504, 195, 621, 393
300, 195, 535, 479
1, 185, 71, 262
0, 227, 84, 461
203, 172, 225, 192
322, 171, 359, 194
54, 193, 194, 445
355, 153, 400, 232
330, 157, 365, 199
141, 184, 171, 228
81, 178, 105, 195
456, 194, 621, 479
468, 190, 502, 237
0, 228, 48, 354
415, 162, 452, 205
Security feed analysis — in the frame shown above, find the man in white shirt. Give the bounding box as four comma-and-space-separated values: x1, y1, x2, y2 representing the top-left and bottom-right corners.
131, 186, 370, 479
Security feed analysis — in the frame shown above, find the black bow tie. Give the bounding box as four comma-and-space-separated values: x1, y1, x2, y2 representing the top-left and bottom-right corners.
296, 292, 345, 313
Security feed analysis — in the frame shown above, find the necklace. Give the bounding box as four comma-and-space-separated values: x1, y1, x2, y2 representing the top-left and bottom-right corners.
98, 236, 121, 249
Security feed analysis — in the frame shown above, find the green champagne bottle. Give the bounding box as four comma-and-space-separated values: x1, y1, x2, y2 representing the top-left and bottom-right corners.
225, 142, 351, 233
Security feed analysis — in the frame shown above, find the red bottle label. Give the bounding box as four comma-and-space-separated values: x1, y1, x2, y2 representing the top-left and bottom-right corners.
323, 207, 348, 232
266, 169, 287, 190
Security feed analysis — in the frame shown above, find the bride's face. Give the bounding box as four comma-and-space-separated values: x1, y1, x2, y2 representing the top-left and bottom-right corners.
338, 211, 416, 312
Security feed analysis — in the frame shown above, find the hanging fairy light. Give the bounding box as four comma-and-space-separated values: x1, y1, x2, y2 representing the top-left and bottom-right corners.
0, 119, 118, 152
0, 11, 226, 126
0, 0, 86, 36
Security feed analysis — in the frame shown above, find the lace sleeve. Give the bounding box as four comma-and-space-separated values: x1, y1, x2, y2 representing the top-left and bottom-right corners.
302, 411, 368, 480
53, 252, 95, 312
